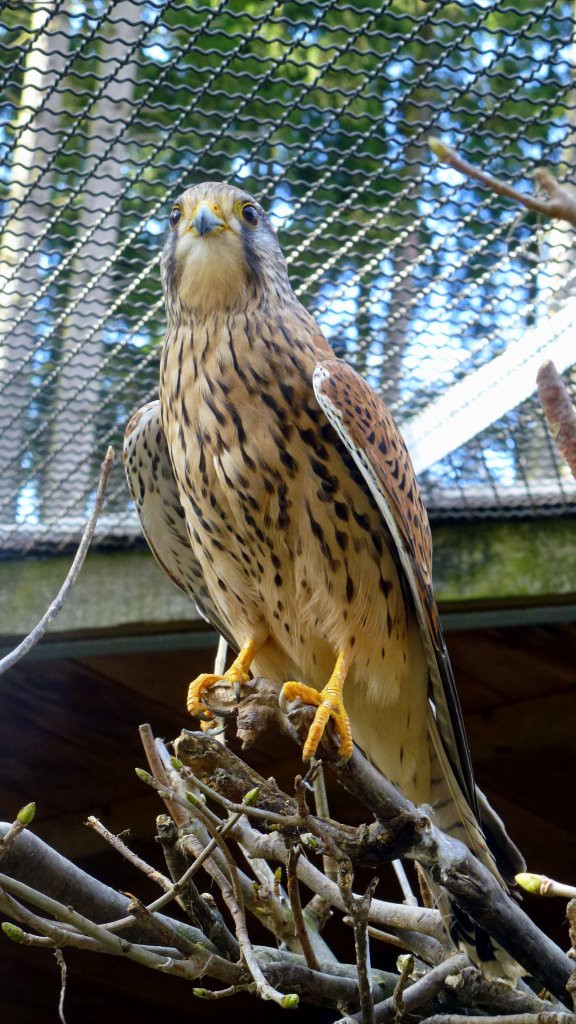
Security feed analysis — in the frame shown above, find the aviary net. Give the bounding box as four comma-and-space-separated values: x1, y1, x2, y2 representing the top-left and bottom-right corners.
1, 0, 575, 553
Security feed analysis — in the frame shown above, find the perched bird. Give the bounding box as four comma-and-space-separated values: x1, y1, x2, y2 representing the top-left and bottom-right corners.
124, 181, 523, 969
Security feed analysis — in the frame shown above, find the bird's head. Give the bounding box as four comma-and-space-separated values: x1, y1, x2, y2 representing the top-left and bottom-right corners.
161, 182, 291, 318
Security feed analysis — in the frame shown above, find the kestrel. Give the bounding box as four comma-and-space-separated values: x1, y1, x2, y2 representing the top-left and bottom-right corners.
125, 182, 524, 969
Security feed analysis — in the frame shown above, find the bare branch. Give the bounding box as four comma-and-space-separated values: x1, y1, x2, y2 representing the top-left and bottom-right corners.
0, 870, 234, 981
286, 845, 320, 971
340, 862, 378, 1024
420, 1015, 576, 1024
139, 722, 188, 827
155, 813, 239, 959
429, 138, 576, 228
173, 717, 574, 1004
392, 952, 415, 1021
54, 948, 68, 1024
335, 953, 469, 1024
0, 447, 115, 677
86, 815, 173, 891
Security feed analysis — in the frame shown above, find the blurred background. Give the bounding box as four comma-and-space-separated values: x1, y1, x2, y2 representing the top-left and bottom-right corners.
2, 0, 576, 551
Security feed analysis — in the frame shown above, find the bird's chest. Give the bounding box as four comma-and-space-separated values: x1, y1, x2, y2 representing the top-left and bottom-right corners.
160, 320, 407, 693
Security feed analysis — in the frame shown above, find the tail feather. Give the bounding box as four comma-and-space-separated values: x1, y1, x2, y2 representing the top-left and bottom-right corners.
427, 706, 501, 878
426, 708, 524, 981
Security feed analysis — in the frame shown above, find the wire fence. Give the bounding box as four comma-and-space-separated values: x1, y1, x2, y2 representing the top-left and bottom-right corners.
1, 0, 575, 555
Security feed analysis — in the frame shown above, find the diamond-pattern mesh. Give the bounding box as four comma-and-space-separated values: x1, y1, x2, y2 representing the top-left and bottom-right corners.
1, 0, 575, 553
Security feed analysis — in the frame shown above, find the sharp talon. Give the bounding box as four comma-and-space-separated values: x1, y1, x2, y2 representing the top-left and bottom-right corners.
187, 640, 257, 719
197, 710, 215, 723
233, 681, 242, 702
282, 670, 353, 762
200, 717, 224, 733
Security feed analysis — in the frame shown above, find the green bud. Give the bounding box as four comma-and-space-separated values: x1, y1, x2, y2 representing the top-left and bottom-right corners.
396, 953, 414, 974
135, 768, 151, 782
429, 136, 451, 159
281, 993, 299, 1009
2, 922, 25, 943
16, 802, 36, 826
170, 757, 183, 771
300, 832, 321, 850
193, 988, 211, 998
243, 787, 260, 805
515, 872, 545, 894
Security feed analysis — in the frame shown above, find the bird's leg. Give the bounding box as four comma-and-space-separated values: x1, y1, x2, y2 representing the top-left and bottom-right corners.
187, 637, 258, 718
282, 650, 353, 760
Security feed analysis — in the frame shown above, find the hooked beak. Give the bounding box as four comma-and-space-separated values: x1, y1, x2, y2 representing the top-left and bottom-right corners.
191, 203, 226, 237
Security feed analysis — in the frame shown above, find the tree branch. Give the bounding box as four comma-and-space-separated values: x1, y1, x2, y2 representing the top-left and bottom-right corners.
429, 138, 576, 228
0, 447, 115, 678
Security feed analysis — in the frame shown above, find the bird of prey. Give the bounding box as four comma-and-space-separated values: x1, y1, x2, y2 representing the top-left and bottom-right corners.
125, 181, 523, 968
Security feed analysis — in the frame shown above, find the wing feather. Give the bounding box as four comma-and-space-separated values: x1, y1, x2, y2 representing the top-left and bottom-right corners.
313, 359, 478, 814
123, 400, 236, 649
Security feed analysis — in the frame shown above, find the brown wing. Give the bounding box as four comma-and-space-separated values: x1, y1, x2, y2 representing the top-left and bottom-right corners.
313, 358, 478, 814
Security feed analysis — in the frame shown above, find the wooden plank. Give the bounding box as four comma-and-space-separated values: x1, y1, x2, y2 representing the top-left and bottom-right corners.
1, 519, 575, 647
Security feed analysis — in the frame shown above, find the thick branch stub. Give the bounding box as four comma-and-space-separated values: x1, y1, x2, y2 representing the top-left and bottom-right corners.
536, 361, 576, 481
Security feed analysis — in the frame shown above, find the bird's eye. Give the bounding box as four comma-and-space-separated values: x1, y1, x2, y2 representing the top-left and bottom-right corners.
241, 203, 259, 227
169, 207, 181, 230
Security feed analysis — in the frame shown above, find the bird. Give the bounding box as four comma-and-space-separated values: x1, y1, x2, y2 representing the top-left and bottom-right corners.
124, 181, 524, 970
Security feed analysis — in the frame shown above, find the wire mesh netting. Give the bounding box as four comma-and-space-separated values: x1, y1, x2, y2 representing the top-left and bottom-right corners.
1, 0, 576, 555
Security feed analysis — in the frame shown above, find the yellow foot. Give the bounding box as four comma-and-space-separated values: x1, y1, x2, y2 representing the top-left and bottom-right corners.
186, 638, 256, 718
282, 651, 353, 760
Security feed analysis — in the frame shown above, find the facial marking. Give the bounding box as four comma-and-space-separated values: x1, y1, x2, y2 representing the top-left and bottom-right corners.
161, 182, 289, 316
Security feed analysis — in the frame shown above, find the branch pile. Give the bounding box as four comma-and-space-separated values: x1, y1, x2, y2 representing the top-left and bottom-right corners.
1, 682, 574, 1022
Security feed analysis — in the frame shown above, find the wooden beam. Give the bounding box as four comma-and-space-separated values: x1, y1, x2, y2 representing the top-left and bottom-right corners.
0, 518, 574, 649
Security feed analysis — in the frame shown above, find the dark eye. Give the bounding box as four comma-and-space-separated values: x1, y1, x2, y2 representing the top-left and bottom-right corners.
242, 203, 259, 227
169, 207, 181, 230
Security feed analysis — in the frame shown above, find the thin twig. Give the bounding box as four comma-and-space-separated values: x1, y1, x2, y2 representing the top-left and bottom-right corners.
363, 924, 416, 953
156, 814, 239, 959
335, 953, 469, 1024
86, 816, 173, 890
312, 760, 339, 884
392, 861, 418, 907
286, 846, 320, 971
0, 447, 115, 677
429, 138, 576, 227
517, 872, 576, 900
340, 862, 378, 1024
214, 635, 228, 675
392, 954, 414, 1022
54, 948, 68, 1024
139, 723, 188, 827
193, 984, 256, 1000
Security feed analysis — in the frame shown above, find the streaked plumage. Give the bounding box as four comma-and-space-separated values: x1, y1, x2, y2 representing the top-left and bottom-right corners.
123, 400, 235, 647
125, 181, 524, 971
